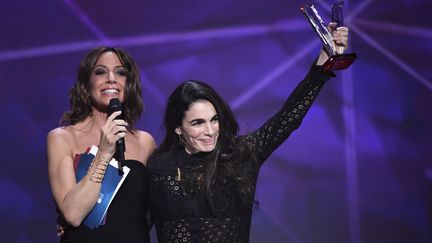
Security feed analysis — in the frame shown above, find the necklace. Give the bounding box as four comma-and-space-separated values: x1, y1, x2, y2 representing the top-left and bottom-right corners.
175, 167, 181, 181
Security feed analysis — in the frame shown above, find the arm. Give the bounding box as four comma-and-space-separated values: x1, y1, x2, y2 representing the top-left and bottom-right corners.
134, 130, 156, 230
136, 130, 157, 166
242, 23, 349, 165
47, 111, 126, 227
242, 64, 333, 165
47, 130, 103, 227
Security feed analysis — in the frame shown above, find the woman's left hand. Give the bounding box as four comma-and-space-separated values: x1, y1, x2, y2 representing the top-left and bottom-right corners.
316, 22, 349, 66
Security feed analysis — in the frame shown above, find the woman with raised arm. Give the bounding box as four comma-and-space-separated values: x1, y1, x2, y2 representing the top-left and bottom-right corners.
147, 23, 349, 242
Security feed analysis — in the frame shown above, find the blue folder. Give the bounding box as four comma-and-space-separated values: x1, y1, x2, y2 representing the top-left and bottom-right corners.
74, 146, 129, 229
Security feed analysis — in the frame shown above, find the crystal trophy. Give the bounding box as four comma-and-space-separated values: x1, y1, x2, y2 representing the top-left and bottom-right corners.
300, 1, 357, 71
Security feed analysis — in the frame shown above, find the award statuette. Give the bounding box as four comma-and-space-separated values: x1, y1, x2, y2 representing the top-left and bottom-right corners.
300, 1, 357, 72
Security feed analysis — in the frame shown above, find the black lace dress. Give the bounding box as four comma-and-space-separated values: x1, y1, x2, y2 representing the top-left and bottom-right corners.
148, 65, 334, 243
60, 160, 151, 243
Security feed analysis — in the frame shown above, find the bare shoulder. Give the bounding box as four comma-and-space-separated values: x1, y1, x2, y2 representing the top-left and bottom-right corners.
131, 130, 156, 165
135, 130, 156, 151
136, 130, 154, 142
47, 126, 73, 148
46, 126, 76, 171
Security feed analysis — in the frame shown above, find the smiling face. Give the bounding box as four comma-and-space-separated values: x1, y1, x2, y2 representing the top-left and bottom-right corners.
90, 51, 126, 108
176, 100, 220, 154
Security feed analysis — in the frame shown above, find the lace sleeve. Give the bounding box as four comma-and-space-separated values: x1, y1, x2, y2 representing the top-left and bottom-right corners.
242, 64, 335, 166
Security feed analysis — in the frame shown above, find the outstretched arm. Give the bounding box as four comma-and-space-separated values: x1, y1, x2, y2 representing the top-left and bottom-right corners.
243, 23, 349, 166
242, 63, 333, 165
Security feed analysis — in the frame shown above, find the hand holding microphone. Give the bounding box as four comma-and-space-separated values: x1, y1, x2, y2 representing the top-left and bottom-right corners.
107, 98, 127, 172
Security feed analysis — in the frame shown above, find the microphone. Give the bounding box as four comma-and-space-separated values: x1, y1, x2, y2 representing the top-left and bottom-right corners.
108, 98, 126, 173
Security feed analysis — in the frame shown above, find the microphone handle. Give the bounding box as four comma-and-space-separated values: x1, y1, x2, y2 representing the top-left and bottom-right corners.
114, 122, 125, 174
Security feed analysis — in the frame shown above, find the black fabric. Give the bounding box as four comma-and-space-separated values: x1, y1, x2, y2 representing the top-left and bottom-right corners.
60, 160, 150, 243
148, 65, 333, 243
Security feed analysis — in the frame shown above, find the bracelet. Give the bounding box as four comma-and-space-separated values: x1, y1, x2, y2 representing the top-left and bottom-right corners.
89, 158, 110, 183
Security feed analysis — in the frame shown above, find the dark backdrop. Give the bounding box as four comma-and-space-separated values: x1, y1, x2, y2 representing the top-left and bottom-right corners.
1, 0, 431, 242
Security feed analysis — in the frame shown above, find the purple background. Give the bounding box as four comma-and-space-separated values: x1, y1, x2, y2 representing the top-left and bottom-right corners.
1, 0, 431, 242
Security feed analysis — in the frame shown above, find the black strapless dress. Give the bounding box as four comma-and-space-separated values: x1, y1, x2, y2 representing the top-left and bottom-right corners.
60, 160, 150, 243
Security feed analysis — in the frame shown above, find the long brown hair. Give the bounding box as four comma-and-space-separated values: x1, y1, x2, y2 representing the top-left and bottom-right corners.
61, 46, 143, 128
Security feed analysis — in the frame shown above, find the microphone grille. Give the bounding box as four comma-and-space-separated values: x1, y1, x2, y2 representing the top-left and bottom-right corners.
109, 98, 122, 114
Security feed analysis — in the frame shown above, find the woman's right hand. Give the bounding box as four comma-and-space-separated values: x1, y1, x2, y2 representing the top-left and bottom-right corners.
98, 110, 128, 158
47, 111, 129, 227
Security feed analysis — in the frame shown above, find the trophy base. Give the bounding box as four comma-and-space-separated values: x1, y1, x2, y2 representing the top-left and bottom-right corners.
322, 53, 357, 72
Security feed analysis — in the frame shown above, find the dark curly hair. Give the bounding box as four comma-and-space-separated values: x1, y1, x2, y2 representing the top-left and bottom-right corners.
61, 46, 143, 128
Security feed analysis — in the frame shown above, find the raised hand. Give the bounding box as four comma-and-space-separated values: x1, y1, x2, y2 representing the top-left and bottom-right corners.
98, 110, 128, 157
316, 22, 350, 66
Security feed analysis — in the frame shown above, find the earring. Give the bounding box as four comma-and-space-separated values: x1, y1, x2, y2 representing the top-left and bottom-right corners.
177, 133, 187, 145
